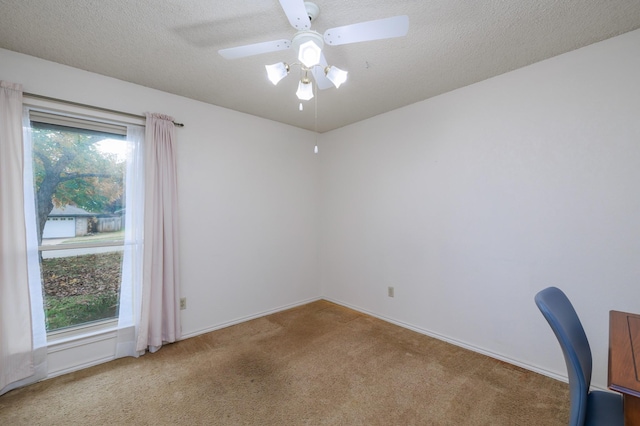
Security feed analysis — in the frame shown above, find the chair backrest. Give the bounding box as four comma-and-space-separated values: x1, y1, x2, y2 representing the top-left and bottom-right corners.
535, 287, 592, 426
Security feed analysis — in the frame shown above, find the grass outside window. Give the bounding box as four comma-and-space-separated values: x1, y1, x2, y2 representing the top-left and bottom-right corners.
41, 251, 122, 331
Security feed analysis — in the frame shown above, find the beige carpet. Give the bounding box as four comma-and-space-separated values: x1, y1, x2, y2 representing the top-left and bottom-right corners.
0, 300, 569, 425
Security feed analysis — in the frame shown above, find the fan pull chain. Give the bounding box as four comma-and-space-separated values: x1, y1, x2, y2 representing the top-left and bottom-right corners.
314, 83, 318, 154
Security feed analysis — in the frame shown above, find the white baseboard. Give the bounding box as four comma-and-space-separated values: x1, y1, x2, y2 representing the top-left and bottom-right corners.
41, 297, 322, 381
180, 296, 322, 340
43, 296, 615, 392
321, 297, 573, 386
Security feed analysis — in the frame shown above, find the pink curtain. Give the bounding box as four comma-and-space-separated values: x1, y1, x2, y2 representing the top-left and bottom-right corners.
0, 81, 33, 392
136, 113, 181, 353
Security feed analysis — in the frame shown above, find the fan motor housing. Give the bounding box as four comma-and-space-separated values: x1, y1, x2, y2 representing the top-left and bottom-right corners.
305, 2, 320, 22
292, 30, 324, 54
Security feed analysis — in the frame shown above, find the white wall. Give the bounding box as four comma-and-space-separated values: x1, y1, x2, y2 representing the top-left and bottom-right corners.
3, 28, 640, 388
319, 29, 640, 389
1, 48, 320, 375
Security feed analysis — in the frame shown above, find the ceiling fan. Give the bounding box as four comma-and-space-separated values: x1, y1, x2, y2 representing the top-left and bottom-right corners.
218, 0, 409, 101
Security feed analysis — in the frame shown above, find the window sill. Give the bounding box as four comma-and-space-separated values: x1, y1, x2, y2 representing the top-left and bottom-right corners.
47, 318, 118, 346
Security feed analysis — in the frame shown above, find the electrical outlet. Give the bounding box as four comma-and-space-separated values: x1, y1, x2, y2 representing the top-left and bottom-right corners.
388, 287, 394, 298
180, 297, 187, 310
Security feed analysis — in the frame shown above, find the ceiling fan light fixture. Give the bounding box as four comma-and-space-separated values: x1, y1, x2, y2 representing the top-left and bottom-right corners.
296, 79, 314, 100
292, 31, 324, 68
220, 3, 410, 106
298, 40, 322, 68
265, 62, 290, 85
325, 65, 348, 88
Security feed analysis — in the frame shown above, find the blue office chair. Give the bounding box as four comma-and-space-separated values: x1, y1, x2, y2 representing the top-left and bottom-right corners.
535, 287, 623, 426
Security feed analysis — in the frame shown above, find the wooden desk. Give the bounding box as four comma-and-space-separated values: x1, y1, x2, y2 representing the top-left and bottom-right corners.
609, 310, 640, 426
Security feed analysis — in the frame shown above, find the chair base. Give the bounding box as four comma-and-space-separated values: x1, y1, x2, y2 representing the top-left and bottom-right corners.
585, 390, 623, 426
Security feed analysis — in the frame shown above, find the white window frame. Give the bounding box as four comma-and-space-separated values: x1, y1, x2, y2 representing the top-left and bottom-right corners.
24, 97, 144, 344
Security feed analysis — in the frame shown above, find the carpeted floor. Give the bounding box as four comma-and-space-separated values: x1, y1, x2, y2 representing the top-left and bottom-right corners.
0, 300, 569, 425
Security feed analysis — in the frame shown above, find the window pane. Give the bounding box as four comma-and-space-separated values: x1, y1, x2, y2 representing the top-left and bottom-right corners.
30, 117, 130, 333
40, 247, 123, 331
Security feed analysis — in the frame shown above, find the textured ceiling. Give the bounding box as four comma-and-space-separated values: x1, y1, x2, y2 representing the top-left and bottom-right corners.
1, 0, 639, 132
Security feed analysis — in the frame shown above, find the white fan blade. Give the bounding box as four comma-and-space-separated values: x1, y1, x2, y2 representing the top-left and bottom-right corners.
324, 15, 409, 46
311, 53, 333, 90
278, 0, 311, 30
219, 39, 291, 60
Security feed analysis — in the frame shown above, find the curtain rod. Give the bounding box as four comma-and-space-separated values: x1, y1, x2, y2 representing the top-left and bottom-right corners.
23, 92, 185, 127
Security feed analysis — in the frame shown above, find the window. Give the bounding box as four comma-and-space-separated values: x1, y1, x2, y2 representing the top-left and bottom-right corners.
27, 110, 139, 334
